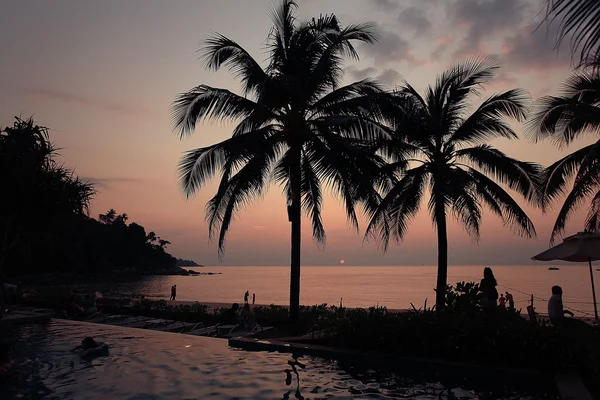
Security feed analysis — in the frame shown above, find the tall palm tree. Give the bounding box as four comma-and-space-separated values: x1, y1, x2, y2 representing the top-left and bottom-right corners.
528, 69, 600, 240
172, 0, 388, 321
365, 59, 539, 311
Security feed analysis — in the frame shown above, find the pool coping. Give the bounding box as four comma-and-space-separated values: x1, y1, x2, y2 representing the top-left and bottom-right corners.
229, 336, 593, 399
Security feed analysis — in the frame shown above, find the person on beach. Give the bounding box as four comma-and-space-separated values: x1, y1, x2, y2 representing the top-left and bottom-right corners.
252, 293, 255, 305
498, 293, 506, 308
244, 291, 249, 304
548, 285, 574, 325
170, 285, 177, 301
505, 291, 515, 309
479, 267, 498, 310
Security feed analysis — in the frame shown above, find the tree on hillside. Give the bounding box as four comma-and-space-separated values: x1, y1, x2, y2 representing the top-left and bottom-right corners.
171, 0, 389, 320
99, 209, 117, 224
0, 116, 95, 313
365, 59, 540, 311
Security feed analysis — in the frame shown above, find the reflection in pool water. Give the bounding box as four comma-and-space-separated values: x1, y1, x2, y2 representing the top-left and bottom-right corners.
0, 320, 556, 399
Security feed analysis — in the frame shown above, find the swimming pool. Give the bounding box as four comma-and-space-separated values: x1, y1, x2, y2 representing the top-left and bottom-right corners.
1, 320, 557, 399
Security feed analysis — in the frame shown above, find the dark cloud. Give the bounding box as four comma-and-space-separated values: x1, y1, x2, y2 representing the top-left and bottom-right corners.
82, 177, 141, 189
346, 66, 378, 81
23, 89, 155, 118
501, 23, 572, 71
449, 0, 530, 59
397, 6, 432, 36
360, 27, 424, 66
376, 68, 403, 86
370, 0, 400, 12
346, 66, 402, 87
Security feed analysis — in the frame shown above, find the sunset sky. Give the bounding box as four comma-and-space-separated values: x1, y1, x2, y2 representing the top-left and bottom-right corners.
1, 0, 594, 266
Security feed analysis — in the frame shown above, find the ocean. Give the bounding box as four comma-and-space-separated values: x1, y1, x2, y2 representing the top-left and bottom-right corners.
103, 265, 599, 318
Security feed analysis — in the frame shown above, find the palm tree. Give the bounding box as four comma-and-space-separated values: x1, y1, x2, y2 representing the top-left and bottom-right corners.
172, 0, 388, 321
365, 59, 539, 311
528, 69, 600, 240
542, 0, 600, 67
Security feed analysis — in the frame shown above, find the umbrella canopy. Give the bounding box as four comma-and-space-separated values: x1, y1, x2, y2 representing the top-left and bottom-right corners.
532, 231, 600, 320
532, 232, 600, 262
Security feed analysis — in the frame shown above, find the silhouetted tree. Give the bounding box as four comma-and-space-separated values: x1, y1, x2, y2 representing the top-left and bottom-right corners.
99, 209, 117, 224
528, 68, 600, 239
172, 0, 388, 320
365, 59, 539, 311
146, 231, 157, 244
0, 116, 94, 284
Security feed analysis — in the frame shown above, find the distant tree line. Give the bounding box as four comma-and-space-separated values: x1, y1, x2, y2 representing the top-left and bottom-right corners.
0, 117, 176, 278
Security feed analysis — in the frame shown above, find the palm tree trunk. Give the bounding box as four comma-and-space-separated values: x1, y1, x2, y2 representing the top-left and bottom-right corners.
289, 148, 302, 322
434, 191, 448, 312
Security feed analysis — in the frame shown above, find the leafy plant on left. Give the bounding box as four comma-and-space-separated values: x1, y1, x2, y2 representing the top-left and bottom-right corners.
0, 117, 95, 278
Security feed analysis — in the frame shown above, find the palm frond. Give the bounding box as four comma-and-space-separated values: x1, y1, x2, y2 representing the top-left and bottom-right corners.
527, 71, 600, 145
550, 159, 600, 243
468, 168, 537, 238
172, 85, 260, 137
454, 145, 541, 202
450, 89, 530, 144
585, 189, 600, 232
301, 150, 326, 244
201, 33, 268, 96
445, 168, 482, 240
427, 56, 500, 133
364, 165, 428, 250
543, 0, 600, 64
540, 141, 599, 208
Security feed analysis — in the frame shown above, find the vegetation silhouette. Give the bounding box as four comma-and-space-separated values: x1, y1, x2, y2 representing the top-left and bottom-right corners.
528, 68, 600, 240
530, 1, 600, 241
172, 0, 390, 321
542, 0, 600, 67
0, 117, 176, 282
364, 58, 540, 311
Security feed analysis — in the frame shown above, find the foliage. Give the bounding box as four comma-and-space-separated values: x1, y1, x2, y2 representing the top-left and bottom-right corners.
0, 116, 176, 276
437, 281, 481, 313
528, 70, 600, 240
542, 0, 600, 67
172, 0, 390, 320
364, 58, 539, 310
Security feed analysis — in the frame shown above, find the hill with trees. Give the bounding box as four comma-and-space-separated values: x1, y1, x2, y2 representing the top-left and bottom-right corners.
0, 117, 176, 278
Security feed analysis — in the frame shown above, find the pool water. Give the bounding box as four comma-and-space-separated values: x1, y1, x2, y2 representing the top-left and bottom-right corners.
0, 320, 557, 399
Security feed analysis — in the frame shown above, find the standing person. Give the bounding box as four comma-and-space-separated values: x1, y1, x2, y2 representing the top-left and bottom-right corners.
548, 285, 574, 325
498, 293, 507, 308
505, 291, 515, 309
244, 290, 249, 305
479, 267, 498, 310
252, 293, 255, 305
170, 285, 177, 301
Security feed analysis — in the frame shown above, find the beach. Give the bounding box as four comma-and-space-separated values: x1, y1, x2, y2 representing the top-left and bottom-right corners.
78, 265, 600, 318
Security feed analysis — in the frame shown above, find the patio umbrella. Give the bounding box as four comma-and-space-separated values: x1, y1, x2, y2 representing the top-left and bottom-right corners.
532, 231, 600, 320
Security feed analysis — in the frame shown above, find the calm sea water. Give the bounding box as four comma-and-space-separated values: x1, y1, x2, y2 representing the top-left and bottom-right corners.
90, 265, 600, 317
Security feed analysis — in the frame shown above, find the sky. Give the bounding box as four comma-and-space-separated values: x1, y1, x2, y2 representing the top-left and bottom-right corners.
0, 0, 595, 266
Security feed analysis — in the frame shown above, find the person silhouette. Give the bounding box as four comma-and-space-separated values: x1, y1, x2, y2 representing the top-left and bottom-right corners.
244, 290, 249, 304
498, 293, 507, 308
170, 285, 177, 301
505, 291, 514, 309
252, 293, 255, 305
479, 267, 498, 310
